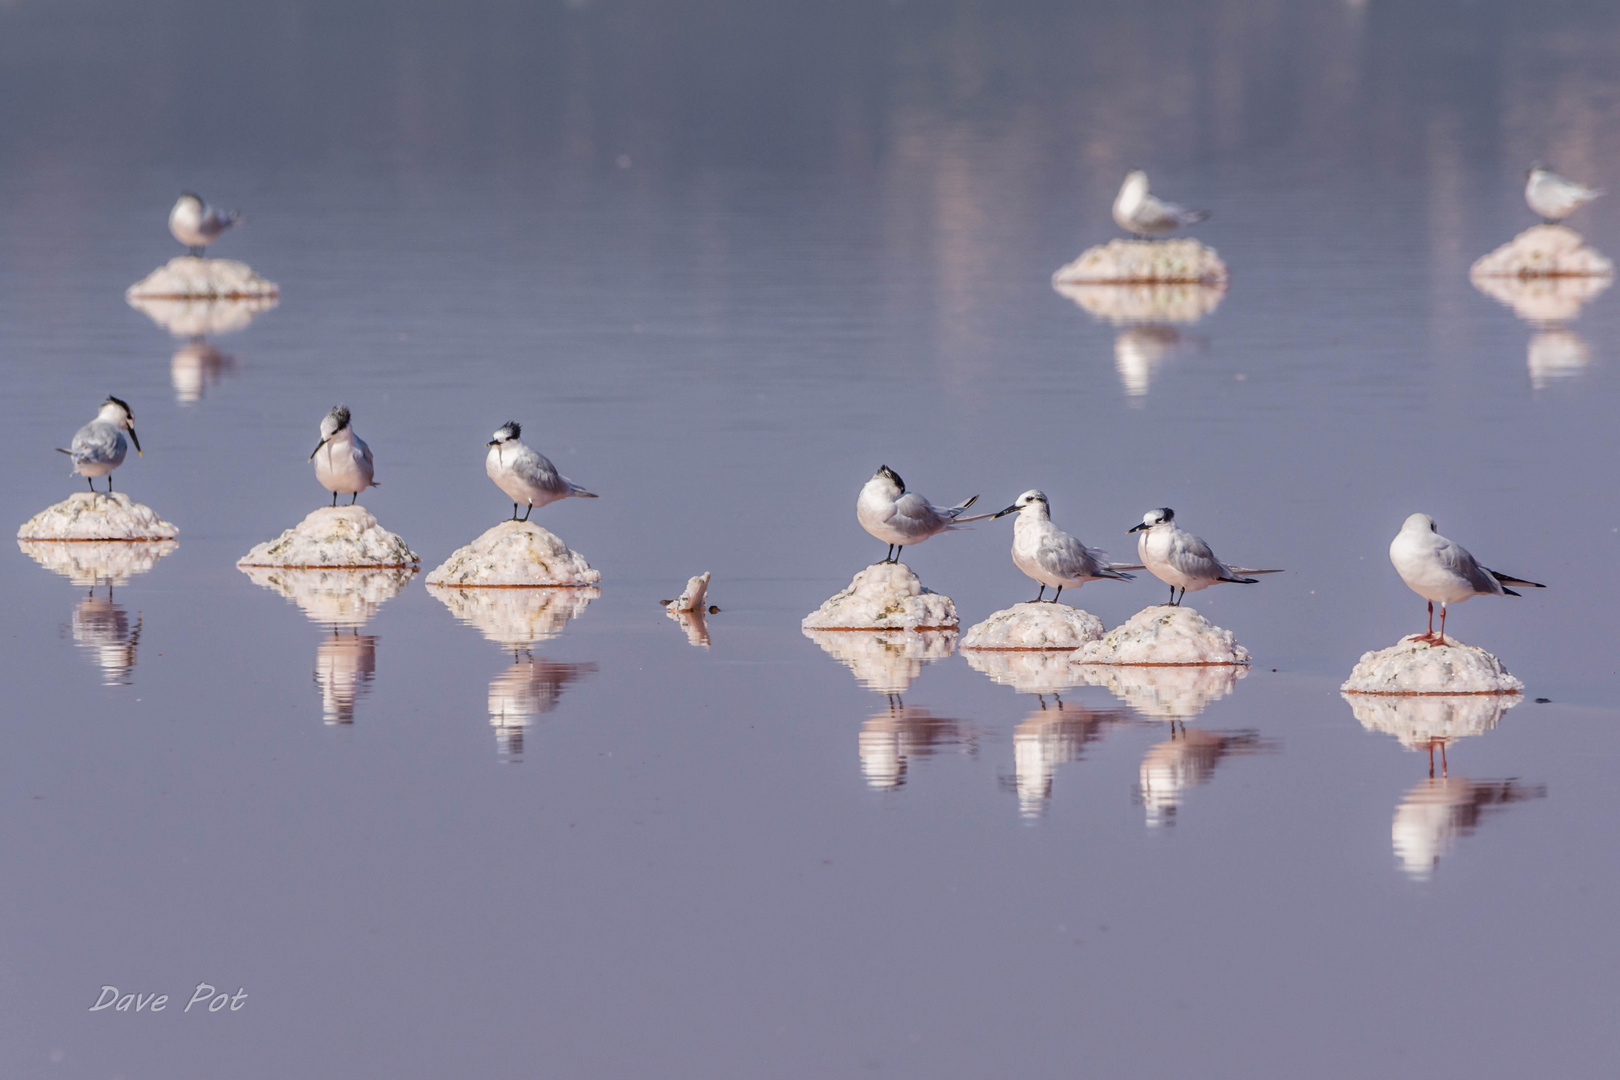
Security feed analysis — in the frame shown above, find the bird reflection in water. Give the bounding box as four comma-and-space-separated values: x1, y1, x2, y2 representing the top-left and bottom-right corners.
858, 703, 977, 791
73, 588, 142, 687
1009, 699, 1131, 819
1344, 692, 1546, 879
315, 629, 375, 726
19, 539, 176, 687
127, 295, 275, 405
1053, 281, 1223, 399
1135, 727, 1275, 828
1469, 273, 1608, 390
488, 657, 599, 761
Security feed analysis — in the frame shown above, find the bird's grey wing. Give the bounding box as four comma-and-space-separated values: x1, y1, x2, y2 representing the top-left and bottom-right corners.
70, 423, 118, 464
1173, 532, 1228, 578
1227, 567, 1284, 576
892, 492, 947, 532
359, 438, 374, 468
1053, 535, 1135, 581
1433, 537, 1501, 595
517, 447, 569, 495
1484, 568, 1545, 590
1142, 195, 1207, 230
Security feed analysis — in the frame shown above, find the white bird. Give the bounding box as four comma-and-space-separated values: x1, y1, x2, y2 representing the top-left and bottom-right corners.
485, 422, 597, 522
309, 406, 376, 506
1112, 170, 1209, 238
991, 489, 1138, 602
168, 192, 240, 256
1128, 508, 1280, 605
57, 396, 141, 493
857, 464, 991, 563
1525, 164, 1601, 224
1388, 513, 1544, 644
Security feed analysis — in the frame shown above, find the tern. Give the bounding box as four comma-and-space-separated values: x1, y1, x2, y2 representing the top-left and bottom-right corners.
992, 490, 1139, 602
485, 422, 597, 522
1113, 170, 1209, 239
857, 465, 991, 563
57, 396, 141, 493
1525, 164, 1601, 224
169, 192, 240, 256
1388, 513, 1544, 644
310, 406, 376, 506
1128, 508, 1279, 605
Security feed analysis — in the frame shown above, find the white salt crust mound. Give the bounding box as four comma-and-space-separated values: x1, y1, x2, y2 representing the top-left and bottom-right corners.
128, 294, 278, 337
1340, 635, 1524, 695
1055, 281, 1227, 326
1053, 239, 1229, 286
803, 628, 956, 695
961, 602, 1105, 650
239, 566, 415, 628
1469, 225, 1614, 280
1472, 272, 1609, 323
1075, 664, 1247, 719
962, 649, 1083, 696
1343, 692, 1518, 751
238, 506, 418, 568
425, 521, 599, 587
430, 585, 600, 649
18, 492, 178, 541
663, 572, 711, 612
18, 538, 177, 586
126, 256, 280, 300
1072, 605, 1251, 666
802, 562, 958, 631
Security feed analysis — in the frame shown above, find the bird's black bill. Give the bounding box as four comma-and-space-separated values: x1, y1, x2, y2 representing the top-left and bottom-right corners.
993, 505, 1020, 519
128, 427, 142, 456
1127, 523, 1146, 533
309, 440, 326, 460
485, 439, 499, 447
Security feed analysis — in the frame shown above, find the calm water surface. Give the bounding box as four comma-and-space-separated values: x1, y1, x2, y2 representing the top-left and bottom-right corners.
2, 1, 1619, 1076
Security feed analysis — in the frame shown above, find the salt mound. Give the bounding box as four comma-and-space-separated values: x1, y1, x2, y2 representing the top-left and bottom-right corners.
18, 492, 178, 541
962, 649, 1083, 695
1469, 224, 1613, 280
1343, 692, 1518, 750
802, 562, 957, 631
128, 294, 277, 337
1075, 663, 1247, 719
430, 585, 599, 649
238, 506, 417, 568
240, 566, 415, 627
961, 602, 1104, 650
1472, 272, 1609, 323
804, 628, 955, 695
1055, 282, 1226, 326
425, 521, 599, 587
663, 572, 711, 612
1053, 239, 1228, 286
19, 538, 177, 586
1340, 635, 1523, 695
1072, 605, 1250, 665
126, 256, 280, 300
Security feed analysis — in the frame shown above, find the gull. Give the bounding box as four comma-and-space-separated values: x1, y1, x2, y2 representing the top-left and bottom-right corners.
168, 192, 240, 256
1525, 164, 1601, 224
991, 489, 1139, 602
309, 406, 376, 506
485, 422, 597, 522
1388, 513, 1544, 644
1128, 508, 1280, 605
1113, 170, 1209, 239
857, 464, 991, 563
57, 396, 141, 493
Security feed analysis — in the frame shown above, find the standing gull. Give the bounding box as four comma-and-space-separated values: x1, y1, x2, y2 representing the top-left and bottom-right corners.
57, 396, 141, 493
1112, 170, 1209, 239
1388, 513, 1544, 644
857, 465, 989, 563
310, 406, 376, 506
486, 422, 597, 522
168, 192, 240, 256
992, 489, 1138, 602
1129, 508, 1279, 605
1524, 165, 1601, 224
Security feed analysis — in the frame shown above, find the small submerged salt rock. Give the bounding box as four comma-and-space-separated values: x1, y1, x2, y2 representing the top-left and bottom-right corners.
802, 562, 957, 631
430, 585, 600, 649
962, 649, 1083, 696
1053, 238, 1228, 286
1340, 635, 1524, 695
804, 628, 956, 695
126, 256, 280, 300
239, 566, 415, 627
1469, 224, 1614, 280
1343, 692, 1518, 751
1072, 605, 1250, 665
18, 538, 177, 585
662, 572, 711, 612
425, 520, 599, 587
1074, 664, 1247, 719
18, 492, 178, 541
961, 602, 1104, 650
238, 506, 417, 568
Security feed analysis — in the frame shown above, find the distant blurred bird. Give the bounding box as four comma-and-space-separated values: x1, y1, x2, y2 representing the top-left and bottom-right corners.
857, 465, 990, 563
992, 489, 1137, 603
310, 406, 375, 506
1112, 170, 1209, 238
57, 396, 141, 493
168, 192, 240, 256
1129, 508, 1279, 605
485, 422, 597, 522
1524, 165, 1601, 224
1388, 513, 1544, 644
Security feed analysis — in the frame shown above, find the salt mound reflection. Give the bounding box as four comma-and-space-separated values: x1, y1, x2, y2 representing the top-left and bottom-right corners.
488, 657, 599, 761
128, 294, 277, 337
962, 649, 1082, 695
1011, 701, 1129, 819
804, 628, 955, 695
1392, 777, 1546, 881
1470, 267, 1609, 323
1075, 663, 1246, 719
73, 596, 142, 686
19, 539, 177, 586
1136, 728, 1274, 828
1344, 692, 1517, 752
241, 566, 415, 627
858, 704, 976, 790
428, 585, 599, 649
1054, 281, 1226, 326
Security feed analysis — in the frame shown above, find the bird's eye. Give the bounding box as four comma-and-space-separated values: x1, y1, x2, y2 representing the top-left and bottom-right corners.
1430, 523, 1437, 532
